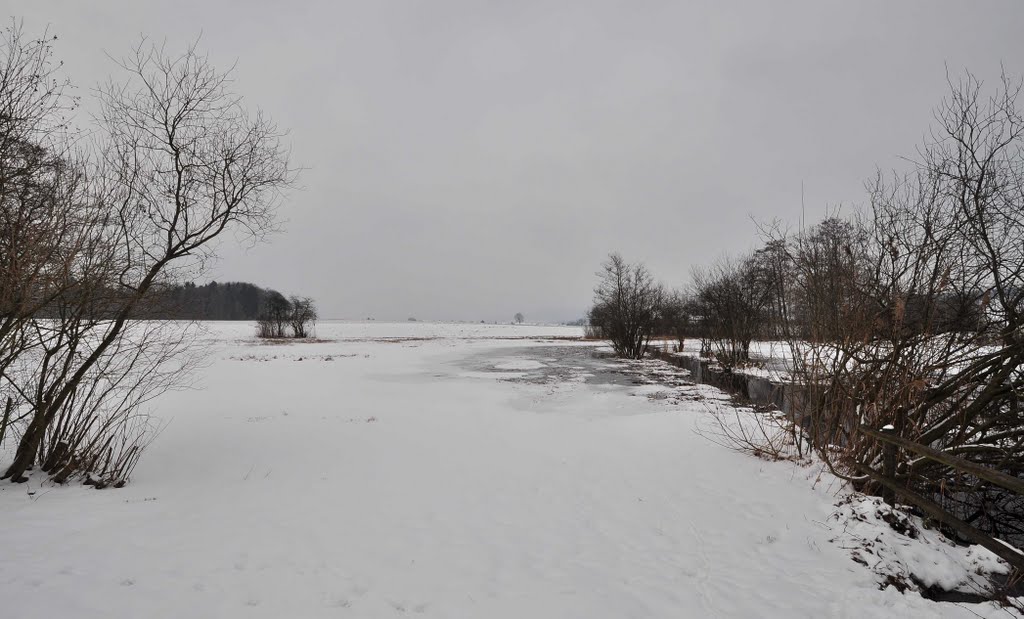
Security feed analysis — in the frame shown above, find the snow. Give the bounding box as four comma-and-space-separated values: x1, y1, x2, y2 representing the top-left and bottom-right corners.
0, 321, 1017, 618
663, 335, 1005, 386
830, 495, 1011, 594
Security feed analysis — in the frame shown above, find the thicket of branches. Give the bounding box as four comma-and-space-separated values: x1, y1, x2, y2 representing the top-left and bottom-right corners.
688, 255, 775, 364
618, 71, 1024, 557
0, 23, 294, 486
791, 72, 1024, 551
583, 71, 1024, 569
256, 294, 317, 339
587, 253, 664, 359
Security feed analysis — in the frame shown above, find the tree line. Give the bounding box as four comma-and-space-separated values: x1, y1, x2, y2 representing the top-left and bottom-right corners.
147, 281, 288, 321
589, 70, 1024, 555
146, 281, 318, 337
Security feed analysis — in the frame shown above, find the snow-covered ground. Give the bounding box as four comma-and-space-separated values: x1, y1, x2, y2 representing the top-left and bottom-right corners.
0, 322, 1016, 618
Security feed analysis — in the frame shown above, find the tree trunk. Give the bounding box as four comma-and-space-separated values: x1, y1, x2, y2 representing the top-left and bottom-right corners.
0, 396, 12, 447
3, 264, 166, 484
3, 410, 48, 482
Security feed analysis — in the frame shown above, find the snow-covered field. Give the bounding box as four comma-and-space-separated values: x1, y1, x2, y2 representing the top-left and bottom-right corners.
0, 322, 1015, 618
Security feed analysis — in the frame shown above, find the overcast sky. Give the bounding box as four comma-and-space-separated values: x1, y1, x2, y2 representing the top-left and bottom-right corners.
8, 1, 1024, 321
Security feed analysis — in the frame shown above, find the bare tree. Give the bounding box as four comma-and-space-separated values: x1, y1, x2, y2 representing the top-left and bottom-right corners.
762, 71, 1024, 551
690, 254, 774, 366
0, 22, 102, 465
0, 22, 79, 393
256, 292, 291, 338
514, 312, 524, 324
2, 36, 295, 484
288, 296, 317, 338
650, 290, 701, 353
589, 253, 664, 359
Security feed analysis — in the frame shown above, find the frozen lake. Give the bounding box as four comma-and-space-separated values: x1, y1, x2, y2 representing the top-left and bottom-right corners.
0, 322, 1004, 618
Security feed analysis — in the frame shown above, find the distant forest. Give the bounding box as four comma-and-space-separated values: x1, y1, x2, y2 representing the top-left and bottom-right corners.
148, 281, 288, 320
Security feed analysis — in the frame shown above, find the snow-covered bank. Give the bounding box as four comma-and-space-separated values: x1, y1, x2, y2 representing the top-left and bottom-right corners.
0, 323, 1015, 618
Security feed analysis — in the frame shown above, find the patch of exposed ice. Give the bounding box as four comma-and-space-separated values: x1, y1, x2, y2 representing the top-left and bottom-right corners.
494, 359, 546, 371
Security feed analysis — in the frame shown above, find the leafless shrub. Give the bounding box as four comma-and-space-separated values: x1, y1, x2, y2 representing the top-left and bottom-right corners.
0, 21, 82, 403
765, 71, 1024, 548
288, 296, 317, 338
653, 290, 694, 350
588, 253, 665, 359
696, 402, 802, 462
670, 70, 1024, 556
39, 321, 200, 486
690, 254, 775, 367
255, 293, 317, 339
256, 292, 291, 338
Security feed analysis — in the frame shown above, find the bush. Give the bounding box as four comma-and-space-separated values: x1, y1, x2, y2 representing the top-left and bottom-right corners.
256, 294, 317, 338
588, 253, 664, 359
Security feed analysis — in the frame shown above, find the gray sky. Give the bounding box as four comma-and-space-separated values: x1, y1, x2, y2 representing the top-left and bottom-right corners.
9, 1, 1024, 321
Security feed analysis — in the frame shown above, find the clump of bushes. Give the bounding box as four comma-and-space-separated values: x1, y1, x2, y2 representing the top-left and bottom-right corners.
256, 294, 317, 339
